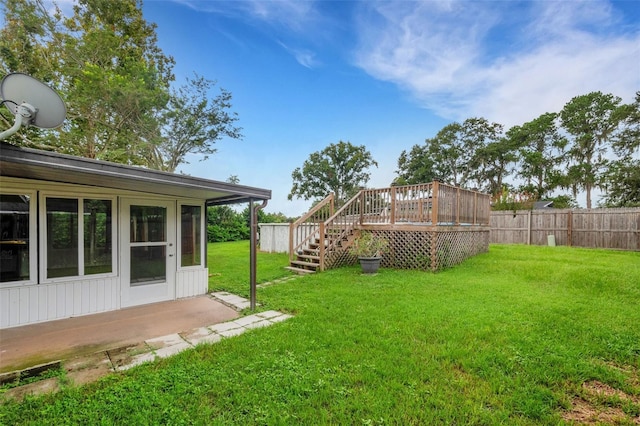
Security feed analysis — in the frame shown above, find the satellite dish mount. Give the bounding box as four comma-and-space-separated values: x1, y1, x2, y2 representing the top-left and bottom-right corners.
0, 73, 66, 140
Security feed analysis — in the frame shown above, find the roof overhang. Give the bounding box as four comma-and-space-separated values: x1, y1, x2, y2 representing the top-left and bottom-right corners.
0, 143, 271, 205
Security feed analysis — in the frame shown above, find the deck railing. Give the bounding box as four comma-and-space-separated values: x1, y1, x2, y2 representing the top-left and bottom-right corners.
356, 182, 490, 226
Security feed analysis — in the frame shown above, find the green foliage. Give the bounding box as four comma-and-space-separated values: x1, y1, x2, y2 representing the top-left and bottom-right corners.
206, 206, 291, 243
1, 244, 639, 424
491, 187, 535, 211
396, 117, 506, 194
289, 141, 378, 206
394, 143, 437, 185
546, 194, 579, 209
0, 0, 239, 171
148, 73, 242, 172
206, 206, 248, 242
350, 231, 389, 258
508, 112, 567, 200
396, 92, 637, 207
599, 159, 640, 207
560, 91, 627, 208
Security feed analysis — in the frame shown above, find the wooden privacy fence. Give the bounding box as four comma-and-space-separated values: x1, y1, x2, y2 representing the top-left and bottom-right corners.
490, 208, 640, 250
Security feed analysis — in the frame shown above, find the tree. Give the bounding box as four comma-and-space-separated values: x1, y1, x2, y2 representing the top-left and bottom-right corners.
461, 118, 506, 194
560, 92, 626, 208
0, 0, 60, 148
599, 159, 640, 207
508, 112, 567, 200
288, 141, 378, 206
394, 144, 436, 186
613, 91, 640, 160
598, 92, 640, 207
51, 0, 173, 163
425, 121, 471, 187
146, 74, 242, 172
395, 117, 503, 191
1, 0, 239, 170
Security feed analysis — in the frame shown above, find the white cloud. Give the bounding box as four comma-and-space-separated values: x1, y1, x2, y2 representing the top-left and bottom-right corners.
353, 0, 640, 128
277, 41, 320, 68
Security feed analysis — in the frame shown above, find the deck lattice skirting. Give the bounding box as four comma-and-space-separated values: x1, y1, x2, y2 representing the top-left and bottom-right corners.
288, 182, 491, 273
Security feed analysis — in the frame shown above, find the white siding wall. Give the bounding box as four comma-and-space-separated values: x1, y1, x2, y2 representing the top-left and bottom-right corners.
0, 277, 120, 328
175, 268, 209, 298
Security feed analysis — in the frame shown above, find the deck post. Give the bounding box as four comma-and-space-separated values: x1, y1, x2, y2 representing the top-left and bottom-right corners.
432, 181, 439, 225
456, 186, 460, 225
473, 192, 477, 225
390, 186, 396, 224
319, 221, 326, 271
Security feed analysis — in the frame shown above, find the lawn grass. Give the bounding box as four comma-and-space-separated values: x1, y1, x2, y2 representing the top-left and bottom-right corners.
207, 240, 291, 295
1, 244, 639, 424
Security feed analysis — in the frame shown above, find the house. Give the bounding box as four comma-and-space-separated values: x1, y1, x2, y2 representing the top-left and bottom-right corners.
0, 143, 270, 328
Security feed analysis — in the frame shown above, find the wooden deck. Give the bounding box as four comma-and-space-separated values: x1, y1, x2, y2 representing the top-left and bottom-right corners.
288, 182, 491, 273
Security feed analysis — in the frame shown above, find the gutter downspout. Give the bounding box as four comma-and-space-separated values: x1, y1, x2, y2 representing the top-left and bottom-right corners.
250, 198, 268, 310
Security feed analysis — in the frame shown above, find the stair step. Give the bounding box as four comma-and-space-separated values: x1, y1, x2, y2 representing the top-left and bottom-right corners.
290, 260, 320, 268
297, 253, 320, 260
285, 266, 316, 275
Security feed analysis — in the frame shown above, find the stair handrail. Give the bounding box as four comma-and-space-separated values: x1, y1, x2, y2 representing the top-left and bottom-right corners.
289, 193, 335, 262
318, 191, 363, 270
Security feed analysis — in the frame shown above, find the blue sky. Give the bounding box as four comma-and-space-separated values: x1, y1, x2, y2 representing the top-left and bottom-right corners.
67, 1, 640, 215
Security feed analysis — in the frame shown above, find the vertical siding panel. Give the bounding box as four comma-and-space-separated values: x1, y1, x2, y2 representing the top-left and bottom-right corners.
0, 289, 10, 327
57, 285, 68, 319
203, 268, 209, 294
47, 285, 57, 319
72, 281, 81, 314
89, 280, 98, 312
8, 288, 20, 326
65, 283, 74, 317
37, 286, 48, 322
19, 287, 29, 324
96, 279, 105, 312
112, 277, 120, 310
81, 280, 91, 314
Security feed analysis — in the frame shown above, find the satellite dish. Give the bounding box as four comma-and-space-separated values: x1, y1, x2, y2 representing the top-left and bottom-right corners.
0, 73, 66, 140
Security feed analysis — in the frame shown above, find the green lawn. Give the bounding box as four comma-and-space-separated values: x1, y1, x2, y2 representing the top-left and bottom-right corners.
1, 244, 639, 425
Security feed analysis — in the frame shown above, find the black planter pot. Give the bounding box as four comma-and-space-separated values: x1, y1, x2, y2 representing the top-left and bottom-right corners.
358, 256, 382, 274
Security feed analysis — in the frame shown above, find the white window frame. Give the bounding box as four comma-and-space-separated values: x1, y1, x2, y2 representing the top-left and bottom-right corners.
0, 188, 37, 288
40, 192, 118, 283
177, 201, 205, 270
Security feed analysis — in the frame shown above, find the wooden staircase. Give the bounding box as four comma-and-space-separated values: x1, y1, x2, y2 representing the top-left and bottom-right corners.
287, 226, 357, 274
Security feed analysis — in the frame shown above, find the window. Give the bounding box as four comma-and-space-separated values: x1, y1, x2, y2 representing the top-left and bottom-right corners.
130, 205, 166, 285
84, 199, 113, 275
45, 197, 113, 279
0, 194, 31, 283
180, 205, 202, 267
47, 198, 79, 278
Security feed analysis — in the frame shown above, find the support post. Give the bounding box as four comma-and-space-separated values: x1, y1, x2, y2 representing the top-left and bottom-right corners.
456, 186, 460, 225
250, 198, 268, 311
319, 222, 326, 271
432, 181, 439, 225
390, 186, 396, 224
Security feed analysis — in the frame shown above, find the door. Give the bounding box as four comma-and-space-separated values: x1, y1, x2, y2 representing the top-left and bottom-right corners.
121, 199, 176, 307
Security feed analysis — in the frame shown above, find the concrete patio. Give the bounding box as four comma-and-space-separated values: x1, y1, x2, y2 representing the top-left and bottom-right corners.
0, 291, 294, 401
0, 294, 240, 374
